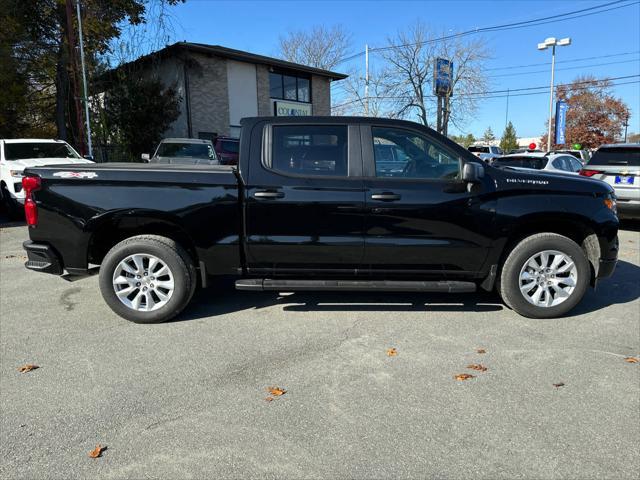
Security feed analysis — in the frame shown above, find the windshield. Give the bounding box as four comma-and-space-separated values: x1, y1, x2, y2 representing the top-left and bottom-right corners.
220, 140, 239, 154
468, 146, 490, 153
156, 142, 216, 160
493, 156, 548, 170
4, 142, 80, 161
588, 147, 640, 166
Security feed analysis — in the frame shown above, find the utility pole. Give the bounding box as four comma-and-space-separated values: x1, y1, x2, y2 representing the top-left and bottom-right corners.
505, 89, 510, 128
77, 0, 92, 157
364, 44, 369, 116
65, 0, 85, 154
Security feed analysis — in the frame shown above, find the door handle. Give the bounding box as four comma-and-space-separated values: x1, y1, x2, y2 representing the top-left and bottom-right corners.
253, 190, 285, 199
371, 192, 401, 201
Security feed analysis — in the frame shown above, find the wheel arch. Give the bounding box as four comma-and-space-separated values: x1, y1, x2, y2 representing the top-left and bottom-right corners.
496, 214, 599, 287
86, 210, 199, 267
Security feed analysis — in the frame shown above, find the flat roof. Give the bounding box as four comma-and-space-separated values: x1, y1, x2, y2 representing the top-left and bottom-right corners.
106, 42, 348, 81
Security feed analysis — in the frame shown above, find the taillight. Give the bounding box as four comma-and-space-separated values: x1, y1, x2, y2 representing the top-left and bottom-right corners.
22, 176, 41, 227
579, 169, 603, 177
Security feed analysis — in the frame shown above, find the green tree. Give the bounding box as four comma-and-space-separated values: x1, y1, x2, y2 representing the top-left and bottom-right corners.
450, 133, 476, 148
481, 126, 495, 143
3, 0, 182, 150
102, 76, 181, 159
499, 121, 518, 152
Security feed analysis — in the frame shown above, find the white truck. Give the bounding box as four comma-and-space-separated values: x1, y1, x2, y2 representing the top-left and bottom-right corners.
0, 139, 94, 218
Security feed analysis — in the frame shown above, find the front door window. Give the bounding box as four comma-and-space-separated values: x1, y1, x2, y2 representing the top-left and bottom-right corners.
372, 127, 460, 180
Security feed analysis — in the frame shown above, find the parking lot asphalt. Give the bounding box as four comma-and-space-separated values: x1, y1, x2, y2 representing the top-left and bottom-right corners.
1, 221, 639, 479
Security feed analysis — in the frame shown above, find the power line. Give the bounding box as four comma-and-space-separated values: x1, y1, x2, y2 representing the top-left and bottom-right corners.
335, 0, 639, 65
331, 75, 640, 109
485, 50, 640, 71
487, 58, 640, 78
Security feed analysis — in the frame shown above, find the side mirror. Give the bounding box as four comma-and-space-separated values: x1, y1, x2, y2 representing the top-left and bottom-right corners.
83, 154, 94, 161
462, 162, 484, 183
141, 153, 150, 162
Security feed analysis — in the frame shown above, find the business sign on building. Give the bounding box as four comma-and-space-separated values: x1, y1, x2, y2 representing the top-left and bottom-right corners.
555, 100, 569, 145
433, 58, 454, 96
275, 101, 312, 116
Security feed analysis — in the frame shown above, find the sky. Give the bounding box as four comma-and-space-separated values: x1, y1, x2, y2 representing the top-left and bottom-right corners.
158, 0, 640, 139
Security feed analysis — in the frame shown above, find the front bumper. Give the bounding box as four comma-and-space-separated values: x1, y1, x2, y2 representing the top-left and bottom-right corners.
23, 241, 63, 275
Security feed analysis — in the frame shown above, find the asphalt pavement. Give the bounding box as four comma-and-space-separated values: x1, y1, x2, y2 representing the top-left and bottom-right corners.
1, 221, 639, 479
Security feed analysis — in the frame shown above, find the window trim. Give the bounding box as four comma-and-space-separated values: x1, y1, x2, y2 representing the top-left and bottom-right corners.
261, 123, 358, 180
363, 124, 467, 184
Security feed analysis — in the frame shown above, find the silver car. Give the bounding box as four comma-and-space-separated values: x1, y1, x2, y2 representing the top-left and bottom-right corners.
142, 138, 219, 166
580, 143, 639, 220
492, 151, 583, 175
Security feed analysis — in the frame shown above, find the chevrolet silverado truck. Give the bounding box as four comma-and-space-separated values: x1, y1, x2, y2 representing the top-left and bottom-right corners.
21, 117, 619, 323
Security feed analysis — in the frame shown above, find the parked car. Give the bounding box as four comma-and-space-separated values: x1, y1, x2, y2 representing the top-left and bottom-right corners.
580, 143, 639, 219
0, 139, 93, 219
21, 116, 618, 323
142, 138, 219, 165
550, 149, 590, 164
492, 152, 584, 175
468, 144, 503, 163
213, 136, 240, 165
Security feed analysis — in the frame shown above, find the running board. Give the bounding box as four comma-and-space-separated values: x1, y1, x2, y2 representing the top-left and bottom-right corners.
235, 279, 476, 293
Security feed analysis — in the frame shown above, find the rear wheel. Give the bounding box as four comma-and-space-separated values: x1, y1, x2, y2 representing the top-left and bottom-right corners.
498, 233, 590, 318
98, 235, 197, 323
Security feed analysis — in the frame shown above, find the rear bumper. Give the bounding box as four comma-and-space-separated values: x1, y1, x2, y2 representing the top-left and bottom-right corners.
616, 200, 640, 220
23, 241, 63, 275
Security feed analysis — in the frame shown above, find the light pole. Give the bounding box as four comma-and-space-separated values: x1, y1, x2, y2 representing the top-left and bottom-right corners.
537, 37, 571, 151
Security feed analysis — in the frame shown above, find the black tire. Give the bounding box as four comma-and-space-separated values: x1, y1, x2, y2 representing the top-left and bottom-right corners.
98, 235, 197, 324
498, 233, 590, 319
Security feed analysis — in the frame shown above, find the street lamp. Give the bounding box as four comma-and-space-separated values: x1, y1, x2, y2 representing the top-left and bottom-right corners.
538, 37, 571, 151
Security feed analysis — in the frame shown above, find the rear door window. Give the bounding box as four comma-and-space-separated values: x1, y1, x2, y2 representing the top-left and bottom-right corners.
588, 147, 640, 167
270, 125, 348, 176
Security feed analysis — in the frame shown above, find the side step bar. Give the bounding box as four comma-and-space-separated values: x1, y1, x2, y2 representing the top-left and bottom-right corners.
235, 279, 476, 293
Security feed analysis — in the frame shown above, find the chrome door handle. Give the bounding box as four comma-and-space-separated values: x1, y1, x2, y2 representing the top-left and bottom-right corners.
254, 190, 285, 199
371, 193, 401, 201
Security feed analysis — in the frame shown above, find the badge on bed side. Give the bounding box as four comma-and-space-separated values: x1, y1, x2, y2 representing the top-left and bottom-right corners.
52, 171, 98, 179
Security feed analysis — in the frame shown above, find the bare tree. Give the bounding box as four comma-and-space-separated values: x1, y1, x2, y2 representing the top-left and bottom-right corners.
278, 25, 351, 70
373, 22, 489, 130
332, 66, 389, 117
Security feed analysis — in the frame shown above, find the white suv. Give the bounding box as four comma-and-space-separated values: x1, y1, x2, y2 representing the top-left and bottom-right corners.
1, 139, 94, 218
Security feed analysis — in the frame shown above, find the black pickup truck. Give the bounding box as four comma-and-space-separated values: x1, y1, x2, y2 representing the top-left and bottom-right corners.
21, 117, 619, 323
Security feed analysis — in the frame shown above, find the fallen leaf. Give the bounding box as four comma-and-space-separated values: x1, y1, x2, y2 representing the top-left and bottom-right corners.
454, 373, 475, 381
553, 382, 565, 388
18, 364, 39, 373
264, 396, 274, 402
467, 364, 488, 372
476, 348, 486, 354
88, 445, 107, 458
624, 357, 638, 363
267, 387, 286, 397
386, 347, 398, 357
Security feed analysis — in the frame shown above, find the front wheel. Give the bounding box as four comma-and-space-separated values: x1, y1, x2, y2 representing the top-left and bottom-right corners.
98, 235, 197, 323
498, 233, 591, 318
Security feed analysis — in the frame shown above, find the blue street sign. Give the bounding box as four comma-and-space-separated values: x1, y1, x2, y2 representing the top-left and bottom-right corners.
555, 100, 569, 145
433, 58, 454, 96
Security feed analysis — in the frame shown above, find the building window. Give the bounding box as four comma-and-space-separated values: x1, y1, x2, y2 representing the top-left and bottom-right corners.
269, 71, 311, 103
